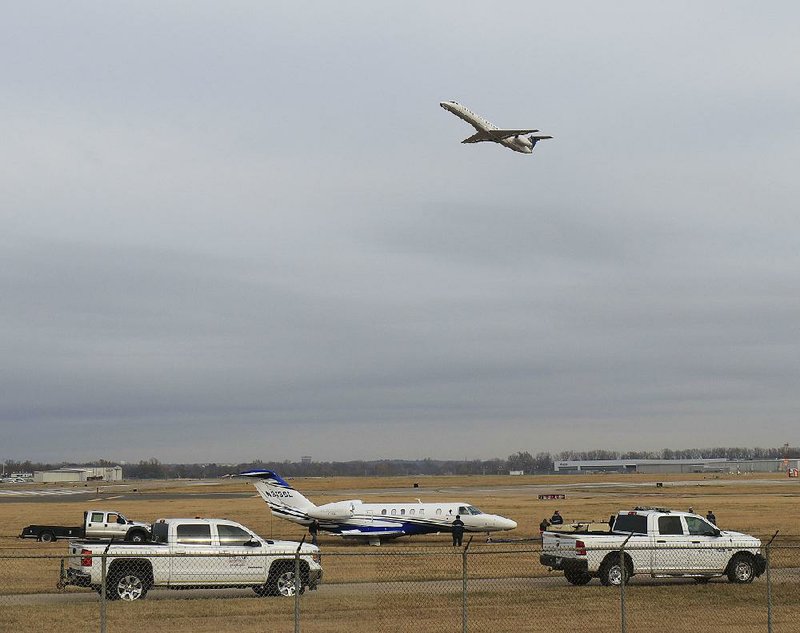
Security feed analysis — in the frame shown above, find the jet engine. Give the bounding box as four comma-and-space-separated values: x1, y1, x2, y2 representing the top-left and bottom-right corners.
307, 500, 360, 520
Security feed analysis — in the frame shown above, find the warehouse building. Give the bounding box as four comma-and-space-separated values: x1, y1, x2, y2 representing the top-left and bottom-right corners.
554, 459, 800, 474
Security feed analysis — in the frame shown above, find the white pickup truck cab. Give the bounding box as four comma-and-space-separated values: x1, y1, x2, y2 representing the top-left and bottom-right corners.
61, 517, 322, 601
540, 508, 766, 586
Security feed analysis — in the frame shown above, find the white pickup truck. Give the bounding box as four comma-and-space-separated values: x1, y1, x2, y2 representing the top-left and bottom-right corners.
60, 517, 322, 601
540, 508, 766, 586
20, 510, 151, 543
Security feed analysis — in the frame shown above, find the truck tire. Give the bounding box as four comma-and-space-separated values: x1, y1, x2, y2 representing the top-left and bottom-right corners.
125, 529, 148, 543
39, 531, 56, 543
727, 553, 756, 584
266, 562, 305, 597
564, 569, 592, 585
107, 571, 149, 601
599, 554, 631, 587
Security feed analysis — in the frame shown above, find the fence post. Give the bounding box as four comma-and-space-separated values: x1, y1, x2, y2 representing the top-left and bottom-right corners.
765, 531, 779, 633
100, 552, 107, 633
619, 534, 633, 633
462, 536, 473, 633
294, 536, 306, 633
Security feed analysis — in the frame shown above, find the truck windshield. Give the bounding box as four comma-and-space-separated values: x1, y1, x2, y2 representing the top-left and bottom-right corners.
612, 514, 647, 534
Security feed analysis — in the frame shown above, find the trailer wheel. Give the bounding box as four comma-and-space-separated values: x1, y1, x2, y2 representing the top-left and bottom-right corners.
39, 531, 56, 543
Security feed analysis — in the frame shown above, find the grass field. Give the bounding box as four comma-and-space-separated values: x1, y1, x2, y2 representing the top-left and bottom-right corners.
1, 472, 798, 632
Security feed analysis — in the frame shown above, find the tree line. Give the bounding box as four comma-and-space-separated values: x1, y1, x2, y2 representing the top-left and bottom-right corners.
4, 445, 798, 480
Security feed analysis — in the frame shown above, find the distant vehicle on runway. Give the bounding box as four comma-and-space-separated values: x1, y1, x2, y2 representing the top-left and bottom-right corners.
440, 100, 552, 154
20, 510, 150, 543
239, 470, 517, 546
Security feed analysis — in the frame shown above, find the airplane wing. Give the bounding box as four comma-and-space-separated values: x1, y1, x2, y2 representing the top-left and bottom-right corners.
484, 129, 542, 140
462, 129, 547, 143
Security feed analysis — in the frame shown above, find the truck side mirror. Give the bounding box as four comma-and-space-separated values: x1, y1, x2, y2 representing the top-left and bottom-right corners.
713, 528, 721, 537
245, 539, 261, 548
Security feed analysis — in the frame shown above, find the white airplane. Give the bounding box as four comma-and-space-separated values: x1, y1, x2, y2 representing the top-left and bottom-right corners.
440, 100, 552, 154
239, 470, 517, 546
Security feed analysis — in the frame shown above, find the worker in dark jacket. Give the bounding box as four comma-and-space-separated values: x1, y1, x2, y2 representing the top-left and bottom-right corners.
451, 515, 465, 546
550, 510, 564, 525
706, 510, 716, 525
539, 518, 551, 534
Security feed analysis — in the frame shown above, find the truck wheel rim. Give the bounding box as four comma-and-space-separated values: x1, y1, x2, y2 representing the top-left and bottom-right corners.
277, 571, 297, 596
117, 576, 144, 600
609, 566, 623, 585
735, 561, 752, 581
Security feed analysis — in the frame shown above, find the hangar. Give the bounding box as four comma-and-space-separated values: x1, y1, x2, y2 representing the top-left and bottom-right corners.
553, 458, 800, 474
33, 466, 123, 483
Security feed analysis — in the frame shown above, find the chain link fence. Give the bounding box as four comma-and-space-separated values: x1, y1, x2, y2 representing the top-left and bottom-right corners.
1, 538, 799, 633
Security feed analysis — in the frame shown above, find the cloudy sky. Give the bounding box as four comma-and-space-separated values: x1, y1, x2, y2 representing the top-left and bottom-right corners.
3, 2, 799, 463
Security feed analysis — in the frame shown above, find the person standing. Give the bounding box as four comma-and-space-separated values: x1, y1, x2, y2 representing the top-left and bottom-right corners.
706, 510, 716, 525
451, 515, 465, 546
308, 519, 319, 546
539, 518, 551, 534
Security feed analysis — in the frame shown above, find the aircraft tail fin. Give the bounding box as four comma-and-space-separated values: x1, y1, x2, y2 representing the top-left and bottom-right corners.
239, 470, 316, 523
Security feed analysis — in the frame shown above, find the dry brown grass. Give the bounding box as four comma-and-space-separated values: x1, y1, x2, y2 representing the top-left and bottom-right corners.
1, 473, 799, 632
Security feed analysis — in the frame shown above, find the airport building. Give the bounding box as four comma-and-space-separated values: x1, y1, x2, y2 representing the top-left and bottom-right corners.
33, 466, 123, 483
553, 458, 800, 475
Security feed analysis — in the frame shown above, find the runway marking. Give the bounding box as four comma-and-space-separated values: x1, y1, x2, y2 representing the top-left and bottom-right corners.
103, 495, 122, 500
0, 489, 89, 497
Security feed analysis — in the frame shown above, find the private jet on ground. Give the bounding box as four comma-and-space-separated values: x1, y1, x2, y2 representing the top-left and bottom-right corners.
239, 470, 517, 546
440, 100, 552, 154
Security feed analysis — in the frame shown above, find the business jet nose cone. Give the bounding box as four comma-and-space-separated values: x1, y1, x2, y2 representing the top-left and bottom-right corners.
504, 518, 518, 530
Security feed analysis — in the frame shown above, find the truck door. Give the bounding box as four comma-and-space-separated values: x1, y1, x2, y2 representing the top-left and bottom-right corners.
216, 524, 268, 583
170, 523, 215, 584
653, 515, 690, 573
85, 512, 106, 537
105, 513, 129, 539
684, 516, 726, 571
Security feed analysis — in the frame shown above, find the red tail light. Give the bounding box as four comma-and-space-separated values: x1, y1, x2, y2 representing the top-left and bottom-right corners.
575, 540, 587, 556
81, 549, 93, 567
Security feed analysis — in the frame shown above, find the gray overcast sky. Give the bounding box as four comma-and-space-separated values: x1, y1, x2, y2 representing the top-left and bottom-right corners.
3, 2, 799, 463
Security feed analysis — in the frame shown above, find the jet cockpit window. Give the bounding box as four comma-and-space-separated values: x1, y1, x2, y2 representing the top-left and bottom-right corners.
466, 506, 483, 515
458, 506, 468, 515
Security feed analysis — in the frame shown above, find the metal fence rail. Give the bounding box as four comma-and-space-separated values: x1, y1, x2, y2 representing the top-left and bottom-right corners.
1, 540, 799, 633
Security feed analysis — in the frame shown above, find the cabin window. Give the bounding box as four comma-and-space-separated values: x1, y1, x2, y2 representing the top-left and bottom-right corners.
381, 509, 387, 515
107, 513, 119, 524
409, 509, 415, 515
400, 509, 405, 515
686, 517, 717, 537
658, 516, 683, 535
176, 524, 212, 545
391, 509, 397, 516
419, 509, 424, 515
436, 508, 442, 516
90, 512, 104, 523
218, 524, 253, 546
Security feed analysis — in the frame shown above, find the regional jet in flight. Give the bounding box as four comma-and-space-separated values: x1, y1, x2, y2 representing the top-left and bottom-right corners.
239, 470, 517, 546
440, 100, 552, 154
